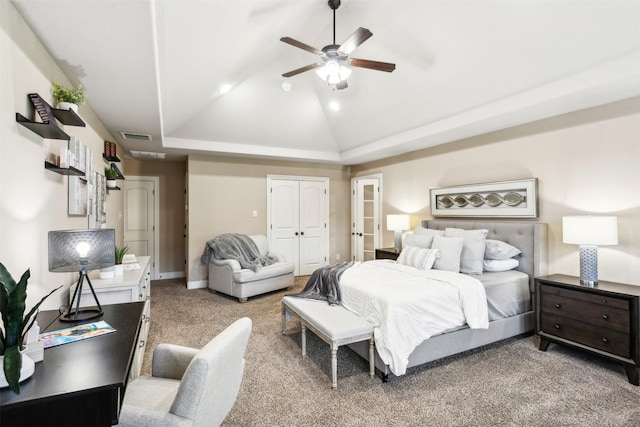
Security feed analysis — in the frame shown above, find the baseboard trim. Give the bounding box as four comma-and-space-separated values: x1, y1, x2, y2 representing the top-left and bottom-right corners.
156, 271, 186, 280
187, 280, 208, 290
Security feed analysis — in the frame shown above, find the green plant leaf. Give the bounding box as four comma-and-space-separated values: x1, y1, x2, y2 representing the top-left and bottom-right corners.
3, 345, 22, 394
4, 269, 29, 349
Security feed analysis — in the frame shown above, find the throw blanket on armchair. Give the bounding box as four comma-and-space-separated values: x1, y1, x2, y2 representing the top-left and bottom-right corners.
289, 261, 354, 305
201, 233, 276, 272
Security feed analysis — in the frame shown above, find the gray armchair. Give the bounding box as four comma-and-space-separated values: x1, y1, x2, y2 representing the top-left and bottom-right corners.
208, 234, 295, 302
117, 317, 252, 427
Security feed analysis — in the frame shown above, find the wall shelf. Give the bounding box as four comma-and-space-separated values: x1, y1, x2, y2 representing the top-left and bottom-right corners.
16, 93, 85, 141
103, 154, 121, 163
44, 161, 84, 176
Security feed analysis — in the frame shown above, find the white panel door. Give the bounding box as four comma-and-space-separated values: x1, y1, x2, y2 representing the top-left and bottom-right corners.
352, 177, 381, 262
270, 179, 299, 271
268, 176, 328, 276
299, 180, 326, 275
124, 178, 157, 279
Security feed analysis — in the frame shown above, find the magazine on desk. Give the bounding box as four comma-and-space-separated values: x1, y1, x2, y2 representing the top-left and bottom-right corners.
122, 253, 141, 271
39, 320, 116, 348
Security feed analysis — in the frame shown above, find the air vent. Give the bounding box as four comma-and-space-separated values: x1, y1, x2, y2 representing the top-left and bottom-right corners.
120, 131, 152, 141
130, 150, 166, 159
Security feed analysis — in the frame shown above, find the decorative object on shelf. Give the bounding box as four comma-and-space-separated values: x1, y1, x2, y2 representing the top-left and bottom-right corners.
562, 216, 618, 285
52, 82, 86, 113
105, 167, 118, 188
387, 214, 410, 252
0, 263, 60, 394
114, 245, 129, 276
103, 141, 120, 162
430, 179, 538, 218
48, 229, 116, 322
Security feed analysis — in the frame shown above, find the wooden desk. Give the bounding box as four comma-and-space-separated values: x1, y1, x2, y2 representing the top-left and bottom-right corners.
0, 302, 145, 426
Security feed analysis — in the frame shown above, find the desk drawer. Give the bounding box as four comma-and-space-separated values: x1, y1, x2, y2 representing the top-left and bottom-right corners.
540, 312, 630, 358
540, 294, 630, 332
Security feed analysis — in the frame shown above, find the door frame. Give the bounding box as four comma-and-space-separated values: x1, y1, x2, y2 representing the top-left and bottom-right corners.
266, 174, 330, 274
351, 173, 383, 261
124, 176, 160, 280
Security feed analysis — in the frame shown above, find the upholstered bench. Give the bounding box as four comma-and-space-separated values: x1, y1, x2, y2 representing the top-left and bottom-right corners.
281, 295, 375, 389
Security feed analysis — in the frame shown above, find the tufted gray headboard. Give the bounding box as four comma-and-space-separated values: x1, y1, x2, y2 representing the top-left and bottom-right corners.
422, 220, 548, 292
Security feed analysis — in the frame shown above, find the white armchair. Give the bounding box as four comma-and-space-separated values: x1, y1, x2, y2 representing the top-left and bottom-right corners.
208, 234, 294, 302
117, 317, 252, 427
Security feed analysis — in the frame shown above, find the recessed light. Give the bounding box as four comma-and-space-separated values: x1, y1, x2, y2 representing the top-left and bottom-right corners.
281, 81, 292, 92
329, 101, 340, 111
218, 84, 232, 94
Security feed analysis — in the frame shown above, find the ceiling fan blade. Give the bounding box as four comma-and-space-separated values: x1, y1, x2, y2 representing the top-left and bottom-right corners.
338, 27, 373, 55
280, 37, 324, 56
350, 58, 396, 73
282, 63, 323, 78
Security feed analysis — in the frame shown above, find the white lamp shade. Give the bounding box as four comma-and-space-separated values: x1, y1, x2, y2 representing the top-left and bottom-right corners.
562, 216, 618, 246
387, 214, 410, 232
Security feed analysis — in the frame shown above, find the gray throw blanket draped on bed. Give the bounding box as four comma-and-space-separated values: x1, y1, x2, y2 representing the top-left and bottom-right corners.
289, 261, 354, 305
201, 233, 276, 272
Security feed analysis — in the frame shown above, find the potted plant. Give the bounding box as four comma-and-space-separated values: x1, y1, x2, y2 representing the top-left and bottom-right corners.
0, 263, 60, 394
114, 246, 129, 276
105, 167, 118, 188
52, 82, 86, 113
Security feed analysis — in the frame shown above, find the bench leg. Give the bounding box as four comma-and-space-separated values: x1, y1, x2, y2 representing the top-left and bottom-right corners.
369, 338, 375, 378
281, 306, 288, 335
301, 323, 307, 358
331, 344, 338, 390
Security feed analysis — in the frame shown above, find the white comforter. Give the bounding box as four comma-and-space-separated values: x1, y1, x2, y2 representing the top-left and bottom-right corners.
340, 260, 489, 375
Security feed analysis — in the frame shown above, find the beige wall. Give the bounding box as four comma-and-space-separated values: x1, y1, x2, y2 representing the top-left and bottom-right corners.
125, 159, 186, 276
186, 155, 351, 285
1, 1, 124, 310
352, 98, 640, 285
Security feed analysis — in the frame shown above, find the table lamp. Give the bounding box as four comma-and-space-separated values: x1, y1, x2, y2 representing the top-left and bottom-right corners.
48, 229, 115, 322
562, 216, 618, 285
387, 214, 410, 252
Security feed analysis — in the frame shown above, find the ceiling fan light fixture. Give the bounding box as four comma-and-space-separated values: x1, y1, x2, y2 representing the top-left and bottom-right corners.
316, 59, 351, 84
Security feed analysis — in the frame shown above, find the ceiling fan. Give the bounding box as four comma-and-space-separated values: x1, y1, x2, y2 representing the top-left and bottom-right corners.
280, 0, 396, 90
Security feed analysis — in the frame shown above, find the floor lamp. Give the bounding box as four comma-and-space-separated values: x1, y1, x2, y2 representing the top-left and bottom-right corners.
48, 229, 115, 322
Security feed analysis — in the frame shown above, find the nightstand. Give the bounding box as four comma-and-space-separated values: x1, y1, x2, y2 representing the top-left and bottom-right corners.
375, 247, 400, 261
535, 274, 640, 385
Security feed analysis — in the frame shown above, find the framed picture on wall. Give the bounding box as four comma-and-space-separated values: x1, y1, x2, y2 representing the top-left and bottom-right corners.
430, 178, 538, 218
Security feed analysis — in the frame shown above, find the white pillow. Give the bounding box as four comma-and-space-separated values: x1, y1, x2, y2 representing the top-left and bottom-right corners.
483, 258, 519, 272
444, 228, 488, 275
413, 226, 444, 237
404, 233, 434, 249
431, 235, 465, 272
484, 239, 522, 260
397, 246, 439, 270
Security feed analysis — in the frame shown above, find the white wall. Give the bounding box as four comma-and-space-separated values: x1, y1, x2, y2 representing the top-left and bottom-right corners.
352, 98, 640, 285
1, 1, 123, 310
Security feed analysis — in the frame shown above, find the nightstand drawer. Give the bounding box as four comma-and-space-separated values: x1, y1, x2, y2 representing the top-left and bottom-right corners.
540, 294, 630, 332
539, 284, 629, 310
541, 312, 630, 358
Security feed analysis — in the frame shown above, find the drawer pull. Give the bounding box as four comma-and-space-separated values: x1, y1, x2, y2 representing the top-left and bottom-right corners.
554, 324, 561, 329
602, 299, 607, 304
602, 338, 608, 343
602, 314, 609, 320
138, 340, 145, 348
555, 303, 561, 309
553, 290, 560, 295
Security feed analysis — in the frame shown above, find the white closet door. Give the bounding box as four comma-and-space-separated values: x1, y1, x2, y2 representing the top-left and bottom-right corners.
299, 180, 326, 275
270, 179, 299, 271
268, 176, 329, 276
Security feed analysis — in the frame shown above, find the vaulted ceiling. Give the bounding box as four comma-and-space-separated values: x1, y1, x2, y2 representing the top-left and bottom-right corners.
12, 0, 640, 164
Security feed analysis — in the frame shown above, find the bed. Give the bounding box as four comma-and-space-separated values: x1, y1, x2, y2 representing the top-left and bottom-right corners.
344, 219, 548, 379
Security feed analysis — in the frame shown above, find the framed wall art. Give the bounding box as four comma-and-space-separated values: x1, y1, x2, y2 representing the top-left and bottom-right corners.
430, 178, 538, 218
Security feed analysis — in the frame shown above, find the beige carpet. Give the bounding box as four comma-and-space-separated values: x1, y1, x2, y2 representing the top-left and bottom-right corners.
142, 277, 640, 426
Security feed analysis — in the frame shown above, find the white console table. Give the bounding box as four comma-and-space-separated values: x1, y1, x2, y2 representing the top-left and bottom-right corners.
70, 256, 151, 378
